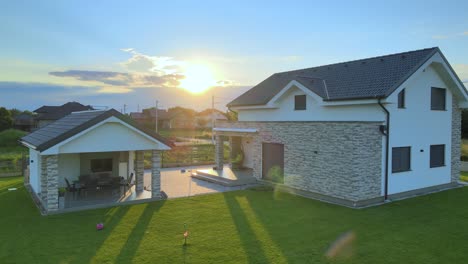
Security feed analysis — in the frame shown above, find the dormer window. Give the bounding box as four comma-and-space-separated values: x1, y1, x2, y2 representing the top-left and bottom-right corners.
294, 95, 306, 110
398, 89, 405, 108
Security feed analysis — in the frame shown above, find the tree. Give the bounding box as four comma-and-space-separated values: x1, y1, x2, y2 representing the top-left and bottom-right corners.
226, 110, 238, 121
0, 107, 13, 132
8, 108, 22, 118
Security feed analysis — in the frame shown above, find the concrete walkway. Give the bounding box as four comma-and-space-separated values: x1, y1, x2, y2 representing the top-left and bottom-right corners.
144, 165, 257, 198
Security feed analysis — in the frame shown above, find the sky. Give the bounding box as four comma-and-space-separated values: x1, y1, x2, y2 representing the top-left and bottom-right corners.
1, 0, 468, 112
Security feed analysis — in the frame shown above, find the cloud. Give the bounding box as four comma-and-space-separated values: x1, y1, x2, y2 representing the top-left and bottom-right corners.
0, 81, 252, 112
120, 49, 184, 75
432, 31, 468, 39
49, 70, 185, 88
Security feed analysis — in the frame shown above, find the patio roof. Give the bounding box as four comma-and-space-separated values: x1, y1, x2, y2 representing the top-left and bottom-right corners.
21, 109, 173, 152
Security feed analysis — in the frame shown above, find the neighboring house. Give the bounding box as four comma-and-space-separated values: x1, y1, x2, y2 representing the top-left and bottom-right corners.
213, 47, 468, 207
196, 109, 228, 128
20, 109, 171, 214
33, 102, 94, 128
13, 113, 34, 132
145, 109, 173, 129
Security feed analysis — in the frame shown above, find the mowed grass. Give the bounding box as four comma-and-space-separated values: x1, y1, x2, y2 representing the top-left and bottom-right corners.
2, 177, 468, 264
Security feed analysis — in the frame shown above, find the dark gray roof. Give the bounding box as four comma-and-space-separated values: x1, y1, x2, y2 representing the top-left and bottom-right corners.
228, 47, 440, 106
34, 102, 94, 120
21, 109, 172, 152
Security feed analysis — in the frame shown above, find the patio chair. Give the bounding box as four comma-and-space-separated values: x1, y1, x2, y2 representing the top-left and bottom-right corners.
65, 178, 78, 200
120, 173, 135, 193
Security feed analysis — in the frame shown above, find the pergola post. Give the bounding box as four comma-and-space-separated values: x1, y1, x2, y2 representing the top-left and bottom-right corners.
151, 150, 161, 199
135, 151, 144, 192
215, 135, 224, 170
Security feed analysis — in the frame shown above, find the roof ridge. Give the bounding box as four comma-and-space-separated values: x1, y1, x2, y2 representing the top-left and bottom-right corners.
278, 47, 439, 75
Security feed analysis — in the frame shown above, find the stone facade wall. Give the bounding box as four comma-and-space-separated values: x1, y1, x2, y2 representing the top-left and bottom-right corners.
215, 135, 224, 169
451, 99, 461, 183
216, 121, 383, 202
151, 150, 162, 199
40, 156, 48, 203
135, 151, 144, 192
45, 155, 59, 212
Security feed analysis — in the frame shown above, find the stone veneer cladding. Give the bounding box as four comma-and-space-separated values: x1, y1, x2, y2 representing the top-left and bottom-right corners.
40, 156, 48, 203
45, 155, 59, 212
215, 121, 383, 202
151, 150, 162, 198
135, 151, 145, 192
451, 99, 461, 183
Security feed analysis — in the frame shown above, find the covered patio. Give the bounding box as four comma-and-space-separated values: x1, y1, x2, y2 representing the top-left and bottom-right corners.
200, 127, 261, 183
21, 109, 171, 214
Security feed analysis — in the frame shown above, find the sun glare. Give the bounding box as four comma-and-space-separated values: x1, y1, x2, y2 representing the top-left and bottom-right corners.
179, 64, 216, 94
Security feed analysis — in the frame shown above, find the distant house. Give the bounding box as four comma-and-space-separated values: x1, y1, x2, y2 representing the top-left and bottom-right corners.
14, 113, 34, 132
33, 102, 94, 128
196, 109, 228, 128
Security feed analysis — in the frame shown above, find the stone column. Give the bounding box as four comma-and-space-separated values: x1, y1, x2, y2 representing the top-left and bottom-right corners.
451, 99, 462, 183
215, 135, 224, 170
40, 156, 48, 203
151, 150, 162, 199
46, 155, 59, 212
135, 151, 145, 192
251, 136, 262, 180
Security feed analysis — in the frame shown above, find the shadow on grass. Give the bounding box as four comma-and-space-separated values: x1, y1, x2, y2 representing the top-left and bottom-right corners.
114, 200, 165, 263
223, 192, 271, 264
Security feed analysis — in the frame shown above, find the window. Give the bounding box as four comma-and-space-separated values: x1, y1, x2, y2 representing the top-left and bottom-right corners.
294, 95, 306, 110
90, 158, 113, 172
398, 89, 405, 108
431, 87, 446, 110
430, 144, 445, 168
392, 147, 411, 173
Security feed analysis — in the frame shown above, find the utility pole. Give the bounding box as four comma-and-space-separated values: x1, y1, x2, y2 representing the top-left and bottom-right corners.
155, 100, 159, 133
211, 94, 215, 143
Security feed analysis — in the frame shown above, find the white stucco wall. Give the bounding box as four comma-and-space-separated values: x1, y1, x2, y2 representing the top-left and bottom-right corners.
237, 86, 385, 122
386, 65, 453, 194
58, 153, 80, 187
28, 148, 41, 193
57, 121, 161, 154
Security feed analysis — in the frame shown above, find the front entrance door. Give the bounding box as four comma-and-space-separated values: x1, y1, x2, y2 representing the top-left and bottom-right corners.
262, 143, 284, 183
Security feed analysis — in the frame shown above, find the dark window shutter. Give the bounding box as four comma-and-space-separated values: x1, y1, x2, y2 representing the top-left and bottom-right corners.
431, 88, 446, 110
430, 144, 445, 167
392, 147, 411, 172
398, 89, 405, 108
294, 95, 306, 110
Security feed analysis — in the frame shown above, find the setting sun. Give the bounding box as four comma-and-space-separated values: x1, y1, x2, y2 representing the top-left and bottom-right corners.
179, 64, 216, 94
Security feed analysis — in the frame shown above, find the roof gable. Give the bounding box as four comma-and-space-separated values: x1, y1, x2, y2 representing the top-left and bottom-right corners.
21, 109, 172, 152
228, 47, 443, 107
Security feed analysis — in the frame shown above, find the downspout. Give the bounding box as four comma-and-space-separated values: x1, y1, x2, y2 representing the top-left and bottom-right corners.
378, 98, 390, 200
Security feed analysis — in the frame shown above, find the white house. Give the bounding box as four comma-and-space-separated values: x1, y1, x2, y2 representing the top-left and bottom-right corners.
213, 47, 468, 207
20, 109, 171, 214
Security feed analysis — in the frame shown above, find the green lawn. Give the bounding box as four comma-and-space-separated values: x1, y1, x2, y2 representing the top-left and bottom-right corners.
2, 177, 468, 263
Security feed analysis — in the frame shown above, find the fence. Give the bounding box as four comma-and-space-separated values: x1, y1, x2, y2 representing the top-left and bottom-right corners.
143, 143, 230, 169
0, 154, 29, 177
